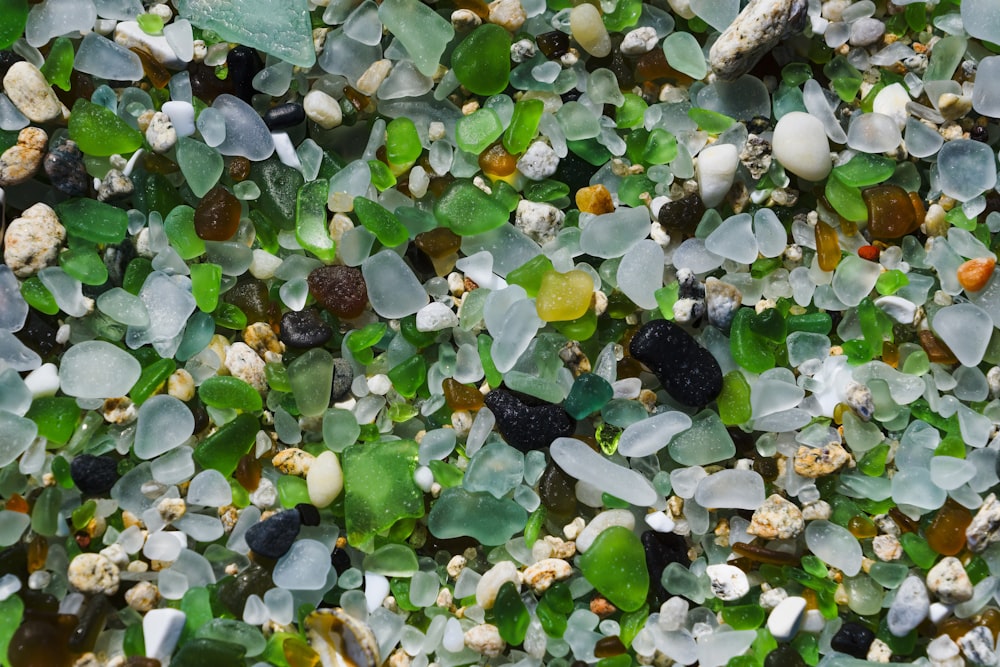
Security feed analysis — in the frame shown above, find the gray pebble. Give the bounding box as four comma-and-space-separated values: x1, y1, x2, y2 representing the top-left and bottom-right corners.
514, 199, 565, 245
331, 357, 355, 402
516, 141, 559, 181
849, 17, 885, 47
705, 277, 742, 330
887, 575, 929, 637
98, 169, 135, 202
44, 138, 89, 196
966, 492, 1000, 553
958, 626, 997, 666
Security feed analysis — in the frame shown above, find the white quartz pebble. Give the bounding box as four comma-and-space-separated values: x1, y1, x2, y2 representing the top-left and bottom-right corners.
307, 451, 344, 508
766, 596, 806, 641
772, 112, 832, 181
697, 143, 739, 208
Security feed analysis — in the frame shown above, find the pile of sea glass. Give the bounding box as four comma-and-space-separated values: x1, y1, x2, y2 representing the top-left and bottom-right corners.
1, 0, 1000, 664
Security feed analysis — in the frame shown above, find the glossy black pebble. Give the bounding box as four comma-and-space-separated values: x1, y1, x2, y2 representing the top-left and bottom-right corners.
830, 621, 876, 659
280, 309, 333, 348
70, 455, 120, 495
642, 530, 690, 603
628, 319, 722, 408
483, 389, 575, 452
295, 503, 321, 526
263, 103, 306, 131
245, 509, 301, 559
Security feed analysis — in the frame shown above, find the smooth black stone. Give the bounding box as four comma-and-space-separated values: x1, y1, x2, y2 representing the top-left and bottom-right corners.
244, 509, 301, 559
44, 139, 89, 196
642, 530, 690, 603
483, 389, 575, 452
226, 46, 263, 103
263, 103, 306, 131
628, 319, 723, 408
331, 357, 354, 403
657, 193, 705, 236
331, 546, 351, 575
830, 621, 875, 659
535, 31, 568, 59
70, 455, 120, 495
15, 310, 60, 359
765, 645, 807, 667
296, 503, 320, 526
280, 309, 333, 348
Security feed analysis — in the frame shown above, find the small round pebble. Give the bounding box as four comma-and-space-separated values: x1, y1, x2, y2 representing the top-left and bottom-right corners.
749, 494, 805, 540
771, 111, 832, 181
67, 553, 120, 595
0, 126, 47, 186
831, 621, 876, 659
3, 61, 65, 123
70, 454, 120, 496
2, 203, 66, 278
705, 563, 750, 601
245, 508, 302, 559
522, 558, 572, 594
926, 556, 973, 604
464, 623, 506, 657
307, 450, 344, 508
516, 141, 559, 181
280, 309, 333, 348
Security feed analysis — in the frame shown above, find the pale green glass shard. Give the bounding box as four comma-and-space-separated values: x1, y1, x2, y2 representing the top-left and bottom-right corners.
378, 0, 454, 77
175, 0, 315, 68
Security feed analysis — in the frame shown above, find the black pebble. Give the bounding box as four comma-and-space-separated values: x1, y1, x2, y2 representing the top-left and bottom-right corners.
830, 621, 876, 659
331, 357, 354, 403
642, 530, 690, 603
280, 309, 333, 348
245, 509, 301, 559
331, 546, 352, 575
44, 139, 89, 197
657, 193, 705, 237
226, 46, 263, 103
295, 503, 320, 526
0, 51, 24, 80
765, 645, 806, 667
483, 389, 575, 453
263, 103, 306, 131
628, 319, 723, 408
70, 455, 120, 496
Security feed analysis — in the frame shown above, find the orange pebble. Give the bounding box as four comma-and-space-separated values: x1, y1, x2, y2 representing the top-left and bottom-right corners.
576, 184, 614, 215
858, 245, 879, 261
957, 257, 996, 292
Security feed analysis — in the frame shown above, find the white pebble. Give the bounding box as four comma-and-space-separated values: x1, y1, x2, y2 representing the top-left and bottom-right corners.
3, 62, 65, 123
476, 560, 521, 609
772, 111, 832, 181
307, 450, 344, 508
697, 143, 739, 208
415, 301, 459, 332
516, 141, 559, 181
304, 90, 343, 130
766, 596, 806, 641
2, 203, 65, 278
705, 563, 750, 601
